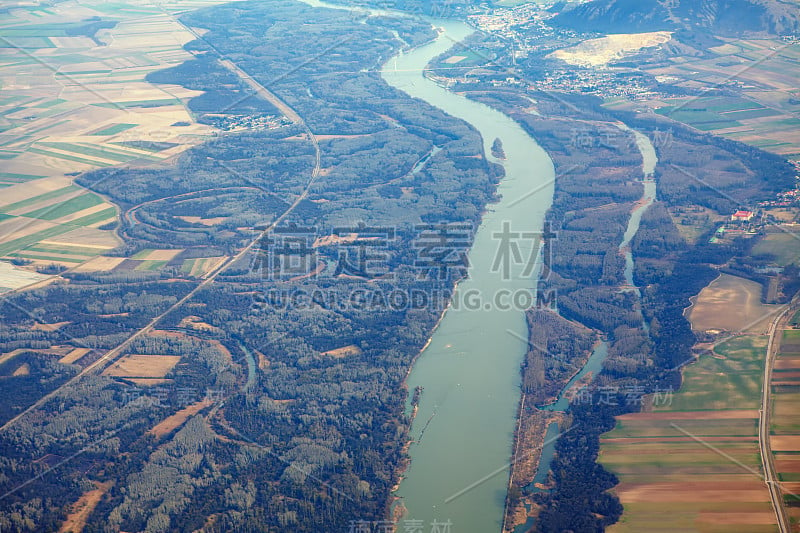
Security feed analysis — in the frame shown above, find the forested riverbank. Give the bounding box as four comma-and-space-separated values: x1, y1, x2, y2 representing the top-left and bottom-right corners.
0, 2, 508, 530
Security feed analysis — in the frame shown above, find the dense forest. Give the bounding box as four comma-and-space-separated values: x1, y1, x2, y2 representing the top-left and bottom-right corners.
0, 2, 505, 531
465, 87, 796, 531
2, 0, 798, 531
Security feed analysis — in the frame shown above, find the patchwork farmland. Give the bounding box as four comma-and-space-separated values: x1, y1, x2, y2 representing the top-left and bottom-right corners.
604, 38, 800, 158
0, 0, 248, 290
771, 328, 800, 529
601, 335, 776, 533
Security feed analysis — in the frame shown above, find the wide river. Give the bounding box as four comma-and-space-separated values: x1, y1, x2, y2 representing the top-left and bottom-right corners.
381, 22, 556, 532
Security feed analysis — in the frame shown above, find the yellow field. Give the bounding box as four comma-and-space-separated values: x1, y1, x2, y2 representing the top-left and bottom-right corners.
178, 315, 224, 334
133, 248, 183, 261
176, 216, 228, 226
31, 321, 69, 332
0, 350, 24, 367
148, 400, 211, 438
12, 363, 30, 376
686, 273, 780, 333
103, 354, 181, 379
764, 208, 798, 224
183, 256, 227, 277
321, 344, 363, 358
0, 0, 247, 274
58, 348, 91, 365
71, 256, 126, 272
59, 481, 112, 533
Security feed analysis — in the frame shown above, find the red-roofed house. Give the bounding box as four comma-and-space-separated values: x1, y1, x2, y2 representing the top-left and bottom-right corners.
731, 210, 754, 221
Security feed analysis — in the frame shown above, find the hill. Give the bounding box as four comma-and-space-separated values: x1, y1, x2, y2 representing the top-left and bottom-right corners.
551, 0, 800, 37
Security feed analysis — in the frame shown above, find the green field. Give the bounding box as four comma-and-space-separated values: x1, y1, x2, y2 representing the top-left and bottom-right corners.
25, 243, 104, 256
771, 327, 800, 520
134, 260, 167, 271
753, 232, 800, 266
654, 106, 741, 130
722, 108, 780, 120
21, 192, 104, 220
655, 335, 767, 412
601, 335, 771, 532
67, 207, 116, 227
8, 252, 83, 263
611, 500, 776, 533
36, 141, 159, 163
772, 391, 800, 433
0, 225, 78, 257
93, 98, 182, 109
0, 172, 45, 182
0, 206, 116, 257
90, 123, 137, 136
132, 249, 157, 260
0, 185, 80, 213
783, 330, 800, 342
655, 97, 760, 130
26, 147, 114, 167
607, 418, 759, 439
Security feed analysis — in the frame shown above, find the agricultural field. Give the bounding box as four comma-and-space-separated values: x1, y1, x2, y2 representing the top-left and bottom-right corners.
147, 399, 211, 438
667, 205, 726, 244
790, 310, 800, 328
686, 273, 780, 333
764, 208, 799, 224
753, 227, 800, 267
0, 0, 246, 284
58, 348, 91, 365
180, 256, 227, 277
58, 481, 112, 533
604, 38, 800, 158
0, 259, 49, 293
321, 344, 363, 358
0, 177, 119, 267
600, 335, 775, 533
771, 326, 800, 528
131, 248, 183, 261
103, 353, 182, 385
0, 0, 219, 177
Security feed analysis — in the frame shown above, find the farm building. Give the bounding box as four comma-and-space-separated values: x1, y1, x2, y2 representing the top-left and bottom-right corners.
730, 210, 755, 221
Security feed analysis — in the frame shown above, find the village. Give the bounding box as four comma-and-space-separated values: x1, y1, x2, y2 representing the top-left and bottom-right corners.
706, 172, 800, 251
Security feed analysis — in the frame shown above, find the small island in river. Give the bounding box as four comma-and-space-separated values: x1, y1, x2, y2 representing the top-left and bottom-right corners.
491, 137, 506, 159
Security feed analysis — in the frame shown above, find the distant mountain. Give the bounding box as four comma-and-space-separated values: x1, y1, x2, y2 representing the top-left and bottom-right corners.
550, 0, 800, 37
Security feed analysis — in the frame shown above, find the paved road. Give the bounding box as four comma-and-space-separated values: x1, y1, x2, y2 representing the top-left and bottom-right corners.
760, 300, 796, 533
0, 50, 321, 434
218, 59, 303, 124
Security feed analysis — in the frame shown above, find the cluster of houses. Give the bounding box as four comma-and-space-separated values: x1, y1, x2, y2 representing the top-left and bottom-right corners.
758, 187, 800, 209
709, 210, 758, 243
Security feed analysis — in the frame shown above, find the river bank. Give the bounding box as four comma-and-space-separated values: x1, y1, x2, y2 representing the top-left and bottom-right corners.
469, 108, 658, 531
380, 19, 556, 532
